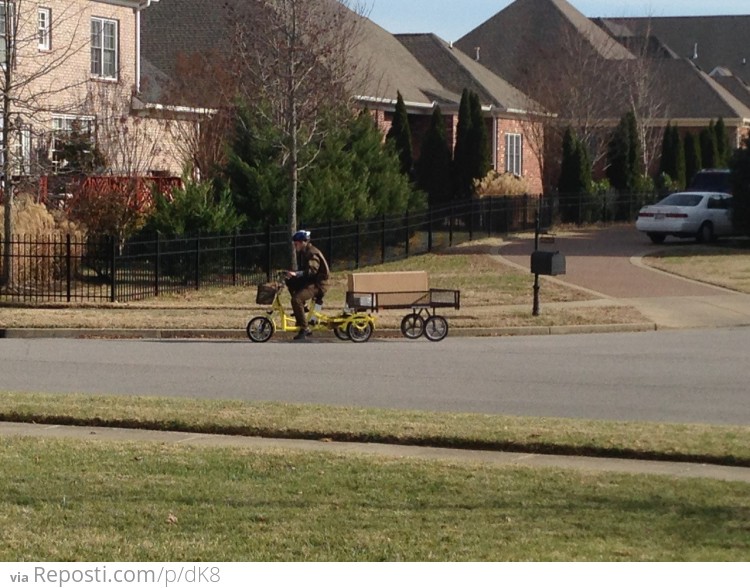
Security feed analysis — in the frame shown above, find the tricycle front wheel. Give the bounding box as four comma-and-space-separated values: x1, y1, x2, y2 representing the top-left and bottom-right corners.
246, 316, 275, 342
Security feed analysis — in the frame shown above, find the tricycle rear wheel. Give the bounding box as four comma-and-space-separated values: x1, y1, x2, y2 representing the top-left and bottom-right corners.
347, 320, 373, 343
333, 325, 350, 340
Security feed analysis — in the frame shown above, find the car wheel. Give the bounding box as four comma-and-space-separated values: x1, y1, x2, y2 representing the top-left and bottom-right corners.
647, 232, 666, 244
697, 222, 714, 243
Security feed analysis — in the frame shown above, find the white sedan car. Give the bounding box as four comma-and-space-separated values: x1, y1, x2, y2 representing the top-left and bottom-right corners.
635, 191, 733, 244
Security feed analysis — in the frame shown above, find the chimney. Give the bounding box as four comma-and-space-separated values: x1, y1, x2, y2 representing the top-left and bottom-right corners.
692, 43, 698, 60
474, 46, 481, 61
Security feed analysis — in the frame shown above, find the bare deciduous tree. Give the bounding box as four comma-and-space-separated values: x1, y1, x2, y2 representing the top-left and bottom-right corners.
2, 0, 90, 288
228, 0, 368, 265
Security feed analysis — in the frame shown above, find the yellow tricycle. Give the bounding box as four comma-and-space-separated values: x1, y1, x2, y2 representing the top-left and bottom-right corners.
246, 276, 376, 343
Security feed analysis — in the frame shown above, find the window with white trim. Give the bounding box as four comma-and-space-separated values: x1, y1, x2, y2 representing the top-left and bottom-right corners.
38, 7, 51, 51
50, 114, 96, 171
505, 133, 523, 176
91, 17, 118, 79
0, 2, 15, 65
15, 126, 31, 174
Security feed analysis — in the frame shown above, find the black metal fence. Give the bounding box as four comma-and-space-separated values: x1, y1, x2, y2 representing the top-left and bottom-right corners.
0, 192, 649, 304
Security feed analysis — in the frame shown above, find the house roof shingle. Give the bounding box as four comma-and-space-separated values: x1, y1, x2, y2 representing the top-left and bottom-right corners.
395, 33, 543, 113
140, 0, 540, 115
455, 0, 750, 124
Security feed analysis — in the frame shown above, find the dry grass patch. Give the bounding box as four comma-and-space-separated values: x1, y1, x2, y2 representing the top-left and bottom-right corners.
641, 241, 750, 294
1, 239, 650, 330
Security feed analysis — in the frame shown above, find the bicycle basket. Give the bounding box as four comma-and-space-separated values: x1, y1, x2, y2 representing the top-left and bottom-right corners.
256, 283, 278, 304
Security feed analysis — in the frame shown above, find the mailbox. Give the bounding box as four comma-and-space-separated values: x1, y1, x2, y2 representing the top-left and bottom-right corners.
531, 250, 566, 276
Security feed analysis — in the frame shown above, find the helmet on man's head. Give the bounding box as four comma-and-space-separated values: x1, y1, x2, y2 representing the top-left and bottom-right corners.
292, 230, 311, 242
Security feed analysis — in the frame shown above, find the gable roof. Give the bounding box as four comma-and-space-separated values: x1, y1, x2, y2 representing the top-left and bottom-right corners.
455, 0, 633, 91
395, 33, 544, 114
140, 0, 538, 116
455, 0, 750, 124
602, 16, 750, 81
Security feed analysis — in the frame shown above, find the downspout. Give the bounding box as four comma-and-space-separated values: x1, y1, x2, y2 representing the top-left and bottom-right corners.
492, 110, 498, 171
135, 1, 154, 94
135, 8, 141, 93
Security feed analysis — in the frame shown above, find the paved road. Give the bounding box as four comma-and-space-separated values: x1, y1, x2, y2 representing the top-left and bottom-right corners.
3, 225, 750, 426
499, 225, 750, 329
2, 327, 748, 425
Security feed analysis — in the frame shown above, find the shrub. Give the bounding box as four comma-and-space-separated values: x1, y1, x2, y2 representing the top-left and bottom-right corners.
0, 194, 85, 289
474, 171, 529, 197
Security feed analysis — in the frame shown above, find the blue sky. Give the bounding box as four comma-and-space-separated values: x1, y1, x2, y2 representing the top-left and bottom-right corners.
365, 0, 749, 42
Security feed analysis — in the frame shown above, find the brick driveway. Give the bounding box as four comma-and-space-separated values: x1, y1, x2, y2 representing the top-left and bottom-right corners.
499, 224, 726, 299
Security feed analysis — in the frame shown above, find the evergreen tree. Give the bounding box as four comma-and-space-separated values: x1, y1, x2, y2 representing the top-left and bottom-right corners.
56, 121, 107, 176
672, 125, 686, 189
607, 111, 643, 192
416, 106, 454, 208
625, 111, 643, 190
714, 117, 732, 167
144, 179, 245, 237
658, 123, 673, 177
606, 111, 642, 219
453, 89, 473, 199
684, 131, 702, 186
453, 88, 492, 199
385, 91, 414, 178
468, 91, 491, 182
223, 103, 289, 227
700, 124, 718, 169
301, 110, 424, 222
658, 122, 685, 189
558, 127, 593, 223
606, 115, 631, 192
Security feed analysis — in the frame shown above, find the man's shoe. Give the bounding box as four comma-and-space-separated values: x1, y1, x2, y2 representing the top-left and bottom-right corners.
293, 329, 311, 341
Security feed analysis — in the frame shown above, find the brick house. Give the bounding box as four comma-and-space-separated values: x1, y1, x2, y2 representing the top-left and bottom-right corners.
139, 0, 547, 195
455, 0, 750, 183
1, 0, 187, 185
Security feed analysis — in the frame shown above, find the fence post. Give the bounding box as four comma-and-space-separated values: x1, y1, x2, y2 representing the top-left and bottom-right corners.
427, 206, 433, 253
468, 199, 474, 242
381, 214, 386, 264
449, 204, 454, 247
155, 233, 161, 297
265, 224, 272, 283
232, 232, 238, 287
327, 219, 333, 270
488, 197, 493, 237
355, 219, 360, 269
109, 236, 116, 303
66, 234, 72, 303
194, 231, 201, 290
404, 210, 410, 258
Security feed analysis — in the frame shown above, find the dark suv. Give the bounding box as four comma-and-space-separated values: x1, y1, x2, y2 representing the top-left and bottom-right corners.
688, 169, 732, 193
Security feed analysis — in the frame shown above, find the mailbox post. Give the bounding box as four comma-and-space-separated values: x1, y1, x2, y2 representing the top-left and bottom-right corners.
530, 214, 565, 316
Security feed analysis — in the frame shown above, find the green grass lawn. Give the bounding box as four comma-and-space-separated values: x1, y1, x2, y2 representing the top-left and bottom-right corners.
1, 392, 750, 560
4, 235, 750, 561
3, 437, 749, 561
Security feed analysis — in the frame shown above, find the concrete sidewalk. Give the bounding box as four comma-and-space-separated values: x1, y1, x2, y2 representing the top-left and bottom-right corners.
2, 420, 750, 484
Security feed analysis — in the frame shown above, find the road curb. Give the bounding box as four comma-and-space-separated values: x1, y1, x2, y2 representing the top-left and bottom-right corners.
0, 323, 659, 340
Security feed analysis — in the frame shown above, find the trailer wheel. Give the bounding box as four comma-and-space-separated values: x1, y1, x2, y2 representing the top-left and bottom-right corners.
423, 316, 448, 342
400, 313, 424, 339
